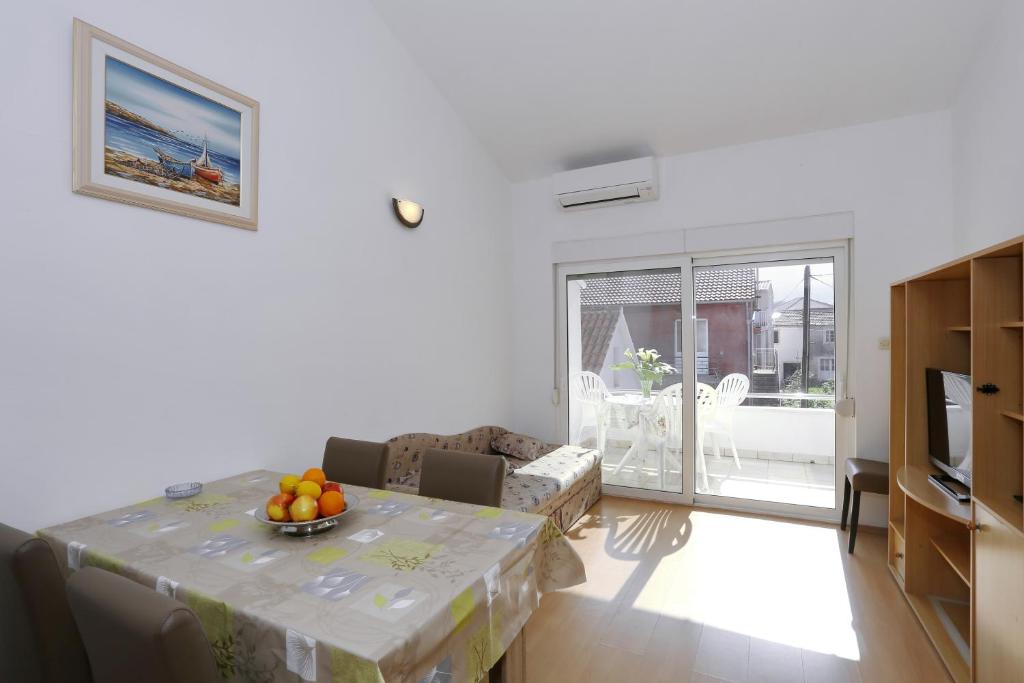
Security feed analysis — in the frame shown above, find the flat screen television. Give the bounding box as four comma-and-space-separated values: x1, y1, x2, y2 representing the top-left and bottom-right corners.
925, 368, 973, 488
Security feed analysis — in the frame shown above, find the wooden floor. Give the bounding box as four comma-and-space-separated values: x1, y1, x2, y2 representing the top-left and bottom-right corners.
526, 496, 950, 683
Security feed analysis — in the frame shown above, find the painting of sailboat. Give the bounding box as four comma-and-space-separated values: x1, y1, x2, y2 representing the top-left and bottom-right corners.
102, 56, 241, 206
73, 20, 259, 229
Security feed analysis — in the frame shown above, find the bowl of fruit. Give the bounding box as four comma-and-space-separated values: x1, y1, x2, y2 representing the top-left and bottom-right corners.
256, 468, 358, 537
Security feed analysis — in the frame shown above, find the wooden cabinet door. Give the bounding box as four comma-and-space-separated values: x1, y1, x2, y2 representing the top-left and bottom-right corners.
972, 503, 1024, 682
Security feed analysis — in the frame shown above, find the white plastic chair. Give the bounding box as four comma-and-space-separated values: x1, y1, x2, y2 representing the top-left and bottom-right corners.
570, 371, 611, 452
625, 383, 684, 489
695, 383, 718, 492
705, 373, 750, 470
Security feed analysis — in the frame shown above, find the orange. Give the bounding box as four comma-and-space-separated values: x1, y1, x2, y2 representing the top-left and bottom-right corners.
318, 490, 345, 517
295, 480, 322, 500
279, 474, 301, 495
302, 467, 327, 488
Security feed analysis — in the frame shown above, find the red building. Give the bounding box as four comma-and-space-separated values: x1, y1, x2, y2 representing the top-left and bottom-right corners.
577, 269, 763, 389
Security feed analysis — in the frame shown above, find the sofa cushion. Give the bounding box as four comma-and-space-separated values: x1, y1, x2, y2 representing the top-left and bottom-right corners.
384, 426, 509, 486
388, 445, 601, 516
491, 433, 547, 461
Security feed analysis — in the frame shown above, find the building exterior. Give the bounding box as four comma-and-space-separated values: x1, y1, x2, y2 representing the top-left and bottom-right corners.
575, 269, 766, 390
572, 268, 836, 398
772, 296, 837, 386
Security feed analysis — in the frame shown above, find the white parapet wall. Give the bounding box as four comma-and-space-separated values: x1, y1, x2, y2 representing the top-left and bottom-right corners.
725, 405, 836, 463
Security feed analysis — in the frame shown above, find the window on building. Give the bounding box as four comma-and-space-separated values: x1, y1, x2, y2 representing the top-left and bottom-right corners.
772, 329, 780, 344
820, 357, 836, 372
824, 329, 836, 343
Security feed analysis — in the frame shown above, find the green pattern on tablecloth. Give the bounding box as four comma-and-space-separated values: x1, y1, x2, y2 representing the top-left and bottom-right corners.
39, 470, 586, 683
184, 590, 235, 679
82, 549, 124, 576
210, 518, 241, 533
450, 586, 476, 632
360, 538, 441, 572
307, 546, 348, 565
330, 647, 384, 683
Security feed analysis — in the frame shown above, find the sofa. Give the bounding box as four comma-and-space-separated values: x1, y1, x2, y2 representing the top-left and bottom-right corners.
384, 426, 602, 532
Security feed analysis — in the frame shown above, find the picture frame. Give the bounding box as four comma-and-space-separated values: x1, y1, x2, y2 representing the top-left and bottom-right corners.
72, 18, 260, 230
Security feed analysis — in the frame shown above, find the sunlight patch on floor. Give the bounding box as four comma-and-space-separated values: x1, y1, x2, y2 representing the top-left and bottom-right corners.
632, 510, 860, 660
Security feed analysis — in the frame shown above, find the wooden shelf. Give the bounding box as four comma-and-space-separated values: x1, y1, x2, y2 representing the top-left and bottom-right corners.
904, 593, 971, 683
892, 237, 1024, 683
897, 466, 972, 524
931, 534, 971, 586
975, 496, 1024, 537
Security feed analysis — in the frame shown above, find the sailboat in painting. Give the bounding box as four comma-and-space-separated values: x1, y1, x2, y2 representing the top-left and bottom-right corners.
191, 136, 223, 183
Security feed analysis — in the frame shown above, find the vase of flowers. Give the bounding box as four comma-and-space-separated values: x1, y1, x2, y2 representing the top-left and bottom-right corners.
611, 348, 677, 399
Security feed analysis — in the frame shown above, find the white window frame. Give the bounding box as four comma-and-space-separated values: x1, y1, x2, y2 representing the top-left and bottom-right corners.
554, 240, 851, 521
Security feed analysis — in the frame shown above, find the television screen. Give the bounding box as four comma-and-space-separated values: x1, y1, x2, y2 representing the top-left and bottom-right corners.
925, 368, 972, 487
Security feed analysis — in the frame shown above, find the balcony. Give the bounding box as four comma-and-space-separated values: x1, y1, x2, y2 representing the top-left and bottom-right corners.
584, 395, 836, 508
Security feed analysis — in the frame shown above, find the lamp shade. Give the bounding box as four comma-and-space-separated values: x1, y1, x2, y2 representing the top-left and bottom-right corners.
392, 198, 424, 228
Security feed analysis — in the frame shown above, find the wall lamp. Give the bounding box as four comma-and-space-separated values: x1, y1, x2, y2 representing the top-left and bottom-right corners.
392, 198, 424, 228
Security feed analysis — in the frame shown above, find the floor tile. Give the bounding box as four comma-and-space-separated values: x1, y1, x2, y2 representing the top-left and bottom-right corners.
694, 625, 750, 682
805, 464, 836, 485
801, 649, 862, 683
767, 460, 808, 481
748, 638, 804, 683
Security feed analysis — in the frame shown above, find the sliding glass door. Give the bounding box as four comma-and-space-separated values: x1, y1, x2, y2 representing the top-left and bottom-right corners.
564, 266, 687, 494
691, 256, 840, 510
558, 245, 848, 516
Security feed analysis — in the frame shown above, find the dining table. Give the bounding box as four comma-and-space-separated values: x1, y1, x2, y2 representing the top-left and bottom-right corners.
38, 469, 587, 683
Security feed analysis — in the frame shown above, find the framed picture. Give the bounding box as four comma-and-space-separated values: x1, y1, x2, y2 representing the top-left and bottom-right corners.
72, 19, 259, 230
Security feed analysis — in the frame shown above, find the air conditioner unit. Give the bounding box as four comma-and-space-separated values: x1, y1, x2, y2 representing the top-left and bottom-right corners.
552, 157, 658, 210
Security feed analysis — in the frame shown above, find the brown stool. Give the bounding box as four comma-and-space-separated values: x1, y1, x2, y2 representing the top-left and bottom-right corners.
841, 458, 889, 553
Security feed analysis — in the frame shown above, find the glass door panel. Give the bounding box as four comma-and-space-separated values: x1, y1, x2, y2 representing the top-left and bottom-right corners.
566, 267, 684, 493
692, 258, 837, 508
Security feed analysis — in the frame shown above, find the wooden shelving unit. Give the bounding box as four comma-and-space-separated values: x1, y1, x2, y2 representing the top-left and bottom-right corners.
931, 534, 971, 585
890, 236, 1024, 683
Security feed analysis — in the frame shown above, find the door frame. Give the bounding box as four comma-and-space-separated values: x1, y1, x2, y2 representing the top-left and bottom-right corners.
555, 254, 695, 506
689, 243, 851, 522
554, 240, 852, 521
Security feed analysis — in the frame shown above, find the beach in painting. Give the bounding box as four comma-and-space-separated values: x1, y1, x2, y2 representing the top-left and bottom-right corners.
103, 57, 242, 206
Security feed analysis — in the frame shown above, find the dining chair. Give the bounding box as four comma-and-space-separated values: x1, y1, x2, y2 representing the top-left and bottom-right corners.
66, 567, 219, 683
322, 436, 389, 489
419, 449, 506, 507
0, 523, 92, 683
569, 371, 611, 451
695, 383, 719, 491
704, 373, 750, 469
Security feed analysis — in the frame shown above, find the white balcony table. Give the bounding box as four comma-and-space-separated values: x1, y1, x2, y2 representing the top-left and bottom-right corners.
605, 392, 672, 478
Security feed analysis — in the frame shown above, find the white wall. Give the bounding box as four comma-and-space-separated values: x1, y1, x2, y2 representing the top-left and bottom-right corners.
951, 0, 1024, 253
0, 0, 513, 531
509, 112, 957, 526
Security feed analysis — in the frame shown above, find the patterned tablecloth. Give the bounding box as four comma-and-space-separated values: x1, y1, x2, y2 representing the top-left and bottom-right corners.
39, 470, 586, 683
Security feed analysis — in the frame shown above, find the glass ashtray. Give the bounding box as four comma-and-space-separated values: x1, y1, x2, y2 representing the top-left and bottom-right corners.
165, 482, 202, 499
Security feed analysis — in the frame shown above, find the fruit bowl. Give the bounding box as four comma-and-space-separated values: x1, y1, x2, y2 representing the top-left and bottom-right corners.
256, 493, 359, 537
